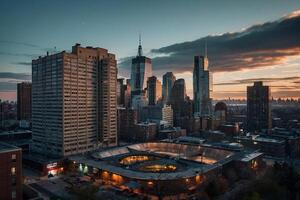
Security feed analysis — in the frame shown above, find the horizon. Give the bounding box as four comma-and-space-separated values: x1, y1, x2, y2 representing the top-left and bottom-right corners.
0, 0, 300, 101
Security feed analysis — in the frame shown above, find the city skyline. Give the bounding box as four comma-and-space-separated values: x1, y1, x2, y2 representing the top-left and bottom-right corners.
1, 0, 300, 101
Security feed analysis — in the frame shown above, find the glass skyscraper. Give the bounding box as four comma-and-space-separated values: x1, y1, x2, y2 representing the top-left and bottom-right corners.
193, 55, 213, 117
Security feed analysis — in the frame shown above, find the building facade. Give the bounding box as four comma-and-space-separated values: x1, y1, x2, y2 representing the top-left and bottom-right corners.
147, 76, 162, 105
117, 78, 125, 107
124, 79, 131, 108
130, 38, 152, 96
193, 55, 212, 117
17, 82, 32, 121
141, 104, 173, 127
117, 108, 137, 142
169, 79, 191, 121
247, 81, 271, 133
32, 44, 117, 157
162, 72, 176, 104
0, 142, 22, 200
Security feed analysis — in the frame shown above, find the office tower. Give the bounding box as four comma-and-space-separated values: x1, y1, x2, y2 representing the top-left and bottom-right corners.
0, 142, 22, 200
17, 82, 32, 121
141, 104, 173, 127
32, 44, 117, 157
169, 79, 187, 120
130, 36, 152, 96
247, 81, 271, 133
193, 54, 213, 117
147, 76, 162, 105
124, 79, 131, 108
117, 78, 125, 106
162, 72, 176, 104
117, 107, 137, 142
214, 101, 228, 122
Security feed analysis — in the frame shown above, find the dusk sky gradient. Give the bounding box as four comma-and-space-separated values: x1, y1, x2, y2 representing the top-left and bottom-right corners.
0, 0, 300, 101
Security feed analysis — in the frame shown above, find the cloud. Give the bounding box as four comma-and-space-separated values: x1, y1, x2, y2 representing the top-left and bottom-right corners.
0, 40, 40, 48
11, 62, 32, 66
0, 51, 39, 58
0, 72, 31, 81
214, 76, 300, 86
119, 9, 300, 75
0, 73, 31, 94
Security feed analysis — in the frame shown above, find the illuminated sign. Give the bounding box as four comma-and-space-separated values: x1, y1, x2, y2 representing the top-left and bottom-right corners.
47, 162, 58, 169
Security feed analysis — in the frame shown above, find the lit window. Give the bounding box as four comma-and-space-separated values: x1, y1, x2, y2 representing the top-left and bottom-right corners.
11, 167, 16, 175
12, 190, 16, 198
12, 154, 16, 161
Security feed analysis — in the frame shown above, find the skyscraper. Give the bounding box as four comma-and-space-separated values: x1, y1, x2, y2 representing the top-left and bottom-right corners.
124, 79, 131, 108
193, 54, 213, 117
130, 36, 152, 96
169, 79, 187, 120
117, 78, 125, 106
147, 76, 162, 105
17, 82, 32, 121
247, 81, 271, 133
32, 44, 117, 157
162, 72, 176, 104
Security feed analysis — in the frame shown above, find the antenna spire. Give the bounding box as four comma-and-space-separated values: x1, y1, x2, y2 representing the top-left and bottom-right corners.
205, 40, 207, 58
138, 33, 143, 56
139, 33, 141, 46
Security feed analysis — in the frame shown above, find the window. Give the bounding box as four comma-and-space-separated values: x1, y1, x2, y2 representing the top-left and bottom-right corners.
11, 167, 16, 175
12, 190, 16, 199
12, 154, 16, 162
11, 177, 16, 186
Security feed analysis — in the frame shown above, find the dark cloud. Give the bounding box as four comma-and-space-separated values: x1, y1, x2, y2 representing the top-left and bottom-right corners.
119, 10, 300, 75
0, 40, 40, 48
214, 76, 300, 86
0, 72, 31, 80
11, 62, 32, 66
0, 82, 18, 91
0, 51, 39, 58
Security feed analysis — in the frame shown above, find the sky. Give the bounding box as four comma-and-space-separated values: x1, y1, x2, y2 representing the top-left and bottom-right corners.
0, 0, 300, 101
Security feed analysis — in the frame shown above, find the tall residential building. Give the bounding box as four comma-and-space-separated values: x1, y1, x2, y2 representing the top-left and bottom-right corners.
17, 82, 32, 121
147, 76, 162, 105
247, 81, 271, 133
0, 142, 22, 200
32, 44, 117, 157
162, 72, 176, 104
193, 55, 213, 117
130, 36, 152, 96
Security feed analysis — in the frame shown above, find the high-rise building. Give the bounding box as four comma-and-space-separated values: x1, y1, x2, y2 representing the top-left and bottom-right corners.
169, 79, 187, 120
140, 104, 173, 127
193, 55, 213, 117
117, 78, 125, 106
162, 72, 176, 104
32, 44, 117, 157
124, 79, 131, 108
147, 76, 162, 105
17, 82, 32, 121
247, 81, 271, 133
117, 107, 137, 142
0, 142, 22, 200
130, 36, 152, 96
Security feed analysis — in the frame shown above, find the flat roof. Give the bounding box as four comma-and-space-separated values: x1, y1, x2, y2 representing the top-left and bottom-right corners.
69, 142, 249, 181
0, 142, 21, 153
254, 136, 284, 144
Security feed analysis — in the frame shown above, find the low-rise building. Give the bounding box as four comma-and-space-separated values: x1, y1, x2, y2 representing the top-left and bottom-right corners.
133, 122, 157, 142
0, 142, 22, 200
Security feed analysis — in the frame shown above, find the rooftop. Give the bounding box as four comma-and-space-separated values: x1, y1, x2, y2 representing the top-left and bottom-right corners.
0, 142, 21, 153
